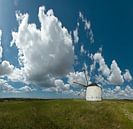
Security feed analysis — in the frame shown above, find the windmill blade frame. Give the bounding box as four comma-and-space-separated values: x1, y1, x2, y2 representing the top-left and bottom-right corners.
73, 81, 87, 87
82, 64, 89, 86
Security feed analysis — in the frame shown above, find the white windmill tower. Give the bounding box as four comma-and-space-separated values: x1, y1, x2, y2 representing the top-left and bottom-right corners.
73, 65, 102, 101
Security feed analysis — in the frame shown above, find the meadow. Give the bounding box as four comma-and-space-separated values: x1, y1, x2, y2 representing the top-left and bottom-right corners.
0, 99, 132, 129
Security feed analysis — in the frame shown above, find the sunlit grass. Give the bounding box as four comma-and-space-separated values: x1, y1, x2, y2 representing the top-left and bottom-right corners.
0, 99, 132, 129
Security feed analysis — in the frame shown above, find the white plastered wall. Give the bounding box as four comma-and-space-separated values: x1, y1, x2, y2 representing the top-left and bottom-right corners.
86, 86, 102, 101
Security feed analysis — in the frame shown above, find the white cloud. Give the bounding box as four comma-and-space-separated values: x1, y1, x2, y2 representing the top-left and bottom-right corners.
80, 45, 85, 54
95, 74, 109, 85
90, 63, 95, 73
43, 79, 70, 93
19, 85, 36, 92
113, 86, 121, 93
108, 60, 124, 85
0, 79, 36, 93
79, 11, 94, 43
0, 60, 14, 76
79, 88, 86, 98
0, 30, 15, 77
93, 52, 110, 77
79, 12, 91, 30
124, 85, 133, 95
8, 68, 24, 82
90, 52, 129, 86
73, 27, 79, 43
0, 30, 2, 60
123, 69, 132, 81
103, 85, 133, 99
85, 20, 91, 30
2, 84, 15, 92
67, 71, 90, 86
54, 79, 70, 92
11, 6, 74, 87
79, 12, 84, 20
0, 79, 18, 93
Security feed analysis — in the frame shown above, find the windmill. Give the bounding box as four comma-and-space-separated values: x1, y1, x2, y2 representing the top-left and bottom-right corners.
73, 64, 102, 101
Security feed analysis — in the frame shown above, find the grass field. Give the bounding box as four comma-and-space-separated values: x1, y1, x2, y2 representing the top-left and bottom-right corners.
0, 99, 132, 129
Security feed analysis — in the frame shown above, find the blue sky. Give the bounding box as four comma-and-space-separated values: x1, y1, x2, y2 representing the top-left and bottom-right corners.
0, 0, 133, 99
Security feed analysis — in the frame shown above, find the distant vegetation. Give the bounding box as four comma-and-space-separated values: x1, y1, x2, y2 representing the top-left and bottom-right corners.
0, 99, 132, 129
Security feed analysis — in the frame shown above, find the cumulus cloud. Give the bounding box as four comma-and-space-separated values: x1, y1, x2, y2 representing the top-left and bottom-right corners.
0, 30, 15, 77
92, 52, 110, 77
0, 79, 36, 93
90, 52, 130, 87
79, 12, 94, 43
124, 85, 133, 96
73, 27, 79, 43
95, 74, 109, 85
43, 79, 70, 93
108, 60, 124, 85
0, 79, 17, 93
54, 79, 70, 92
0, 30, 3, 60
8, 68, 24, 81
11, 6, 74, 87
113, 86, 121, 93
123, 69, 132, 81
80, 45, 85, 54
19, 85, 36, 92
79, 12, 91, 30
0, 60, 14, 76
67, 71, 90, 86
103, 85, 133, 99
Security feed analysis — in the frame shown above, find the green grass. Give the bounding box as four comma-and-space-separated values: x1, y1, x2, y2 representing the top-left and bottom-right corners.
0, 99, 132, 129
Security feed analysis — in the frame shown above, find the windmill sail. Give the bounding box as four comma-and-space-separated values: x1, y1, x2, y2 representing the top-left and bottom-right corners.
73, 64, 90, 87
73, 81, 87, 87
82, 64, 89, 85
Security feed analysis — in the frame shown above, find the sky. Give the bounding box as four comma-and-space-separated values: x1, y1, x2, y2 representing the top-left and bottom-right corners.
0, 0, 133, 99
